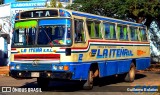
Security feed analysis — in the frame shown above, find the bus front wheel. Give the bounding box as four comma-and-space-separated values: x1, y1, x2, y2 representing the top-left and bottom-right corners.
125, 63, 136, 82
83, 70, 94, 90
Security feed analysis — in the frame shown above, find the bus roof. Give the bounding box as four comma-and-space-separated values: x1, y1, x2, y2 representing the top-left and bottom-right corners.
17, 8, 145, 27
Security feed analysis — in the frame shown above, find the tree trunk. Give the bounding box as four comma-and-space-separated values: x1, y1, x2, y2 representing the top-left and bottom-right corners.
136, 17, 145, 23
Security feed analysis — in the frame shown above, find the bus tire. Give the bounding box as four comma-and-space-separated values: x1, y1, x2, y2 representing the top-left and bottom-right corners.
83, 70, 94, 90
125, 63, 136, 82
37, 78, 49, 90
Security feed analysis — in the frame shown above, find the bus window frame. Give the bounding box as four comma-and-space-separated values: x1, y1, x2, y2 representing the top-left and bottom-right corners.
12, 18, 73, 48
129, 26, 140, 41
117, 24, 129, 41
139, 27, 148, 42
74, 18, 86, 43
103, 21, 117, 40
86, 19, 103, 39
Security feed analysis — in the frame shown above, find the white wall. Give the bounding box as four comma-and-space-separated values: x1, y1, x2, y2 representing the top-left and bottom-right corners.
0, 4, 11, 18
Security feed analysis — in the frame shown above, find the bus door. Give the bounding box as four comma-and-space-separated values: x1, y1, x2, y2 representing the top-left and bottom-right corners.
72, 17, 88, 62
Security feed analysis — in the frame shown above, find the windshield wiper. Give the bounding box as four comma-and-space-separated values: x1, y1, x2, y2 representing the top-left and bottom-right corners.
43, 29, 53, 48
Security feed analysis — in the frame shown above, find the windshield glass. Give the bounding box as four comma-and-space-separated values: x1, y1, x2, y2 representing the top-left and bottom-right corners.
38, 25, 71, 45
12, 19, 71, 47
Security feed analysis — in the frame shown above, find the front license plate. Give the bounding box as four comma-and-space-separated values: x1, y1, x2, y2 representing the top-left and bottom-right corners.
31, 72, 40, 77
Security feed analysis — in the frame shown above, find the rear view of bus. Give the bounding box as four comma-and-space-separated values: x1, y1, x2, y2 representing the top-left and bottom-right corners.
10, 9, 73, 88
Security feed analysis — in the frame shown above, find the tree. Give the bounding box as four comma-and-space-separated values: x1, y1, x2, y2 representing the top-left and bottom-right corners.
45, 0, 63, 8
66, 0, 160, 27
57, 2, 63, 8
50, 0, 56, 8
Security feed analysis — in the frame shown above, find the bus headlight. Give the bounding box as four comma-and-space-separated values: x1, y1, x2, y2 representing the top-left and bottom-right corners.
16, 65, 20, 69
58, 66, 63, 70
53, 65, 58, 70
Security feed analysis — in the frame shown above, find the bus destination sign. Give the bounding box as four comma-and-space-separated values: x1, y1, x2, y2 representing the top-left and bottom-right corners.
20, 9, 58, 19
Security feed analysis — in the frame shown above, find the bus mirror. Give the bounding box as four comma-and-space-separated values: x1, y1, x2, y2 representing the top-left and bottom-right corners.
65, 48, 71, 56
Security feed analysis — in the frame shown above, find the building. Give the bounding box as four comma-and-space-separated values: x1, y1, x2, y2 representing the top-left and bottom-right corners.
0, 4, 11, 66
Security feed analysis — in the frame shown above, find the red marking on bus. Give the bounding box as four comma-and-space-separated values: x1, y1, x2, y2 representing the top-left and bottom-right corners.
11, 48, 16, 50
60, 40, 149, 49
14, 54, 60, 60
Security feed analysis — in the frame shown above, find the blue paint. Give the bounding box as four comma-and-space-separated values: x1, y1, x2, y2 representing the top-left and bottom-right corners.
39, 19, 71, 26
78, 54, 83, 62
97, 49, 103, 58
91, 49, 97, 56
136, 58, 151, 70
21, 49, 27, 53
28, 48, 42, 53
20, 48, 53, 53
10, 57, 150, 80
10, 1, 46, 8
72, 12, 144, 27
92, 48, 133, 59
97, 61, 106, 77
43, 49, 52, 52
117, 59, 131, 74
103, 49, 108, 58
59, 9, 71, 17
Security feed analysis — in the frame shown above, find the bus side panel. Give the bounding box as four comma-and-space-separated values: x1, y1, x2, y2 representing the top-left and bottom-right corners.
105, 61, 118, 76
97, 61, 106, 77
136, 57, 151, 70
117, 59, 132, 74
71, 62, 90, 80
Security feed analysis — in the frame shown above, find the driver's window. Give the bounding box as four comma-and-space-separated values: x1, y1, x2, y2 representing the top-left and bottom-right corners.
74, 19, 85, 42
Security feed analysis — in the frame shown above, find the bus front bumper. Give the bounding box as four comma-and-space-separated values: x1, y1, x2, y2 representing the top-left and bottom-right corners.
9, 70, 72, 79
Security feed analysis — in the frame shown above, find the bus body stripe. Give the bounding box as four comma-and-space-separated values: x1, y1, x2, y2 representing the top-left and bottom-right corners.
59, 40, 150, 53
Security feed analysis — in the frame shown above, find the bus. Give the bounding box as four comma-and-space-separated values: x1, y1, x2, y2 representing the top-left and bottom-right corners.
9, 8, 150, 90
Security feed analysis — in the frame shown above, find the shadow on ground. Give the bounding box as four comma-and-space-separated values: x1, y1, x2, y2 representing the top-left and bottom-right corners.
20, 73, 146, 92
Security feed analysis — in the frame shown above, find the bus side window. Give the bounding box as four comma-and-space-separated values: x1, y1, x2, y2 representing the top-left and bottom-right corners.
74, 19, 85, 42
87, 20, 102, 39
117, 25, 123, 40
130, 27, 138, 41
123, 27, 128, 40
95, 21, 102, 38
139, 28, 147, 41
118, 25, 128, 40
104, 22, 116, 39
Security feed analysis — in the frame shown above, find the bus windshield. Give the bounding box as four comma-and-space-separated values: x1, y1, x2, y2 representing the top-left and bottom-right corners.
12, 19, 72, 47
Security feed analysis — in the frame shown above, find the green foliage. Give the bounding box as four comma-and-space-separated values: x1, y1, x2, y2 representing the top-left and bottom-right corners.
45, 0, 63, 8
50, 0, 56, 8
66, 0, 160, 24
57, 2, 63, 8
